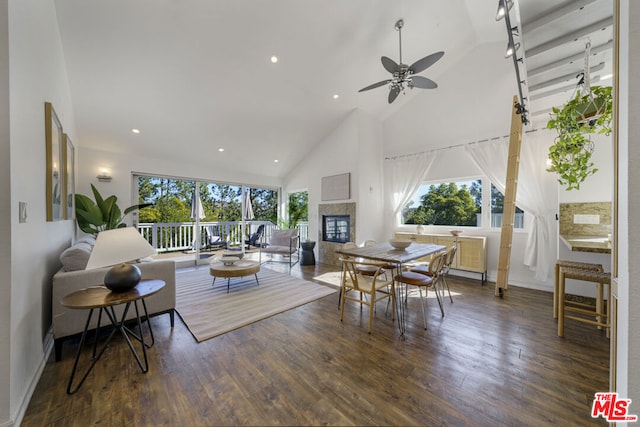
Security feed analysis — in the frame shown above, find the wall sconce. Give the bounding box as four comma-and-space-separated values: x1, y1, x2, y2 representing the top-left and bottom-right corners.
97, 168, 112, 182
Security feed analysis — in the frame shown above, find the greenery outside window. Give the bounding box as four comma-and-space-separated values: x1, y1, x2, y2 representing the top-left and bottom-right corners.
490, 184, 524, 229
402, 180, 482, 227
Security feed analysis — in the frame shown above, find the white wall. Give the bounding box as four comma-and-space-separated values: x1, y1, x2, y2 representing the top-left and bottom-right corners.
76, 146, 282, 218
557, 132, 614, 203
4, 0, 77, 424
0, 0, 10, 423
285, 109, 385, 248
355, 111, 385, 243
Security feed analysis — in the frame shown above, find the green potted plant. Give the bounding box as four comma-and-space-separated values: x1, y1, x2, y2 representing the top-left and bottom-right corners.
546, 85, 612, 190
75, 183, 152, 235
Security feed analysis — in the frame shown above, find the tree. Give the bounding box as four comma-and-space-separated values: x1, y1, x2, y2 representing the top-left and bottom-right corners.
404, 183, 478, 226
288, 191, 308, 227
250, 188, 278, 223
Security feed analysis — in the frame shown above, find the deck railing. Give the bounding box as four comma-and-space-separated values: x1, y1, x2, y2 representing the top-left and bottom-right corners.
137, 221, 309, 253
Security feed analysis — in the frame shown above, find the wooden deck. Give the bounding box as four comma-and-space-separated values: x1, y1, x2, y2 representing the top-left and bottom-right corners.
23, 262, 609, 426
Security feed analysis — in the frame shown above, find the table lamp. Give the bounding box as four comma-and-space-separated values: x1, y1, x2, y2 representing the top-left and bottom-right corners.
85, 227, 157, 292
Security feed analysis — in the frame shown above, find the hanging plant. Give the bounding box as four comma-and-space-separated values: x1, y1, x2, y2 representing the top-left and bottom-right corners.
546, 85, 612, 190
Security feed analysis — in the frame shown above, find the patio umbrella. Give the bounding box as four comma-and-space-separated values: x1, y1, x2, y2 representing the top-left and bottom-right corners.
243, 190, 255, 221
190, 190, 205, 251
190, 190, 205, 221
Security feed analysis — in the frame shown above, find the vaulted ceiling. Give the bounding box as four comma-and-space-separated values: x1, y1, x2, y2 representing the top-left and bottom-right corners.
53, 0, 613, 178
516, 0, 613, 128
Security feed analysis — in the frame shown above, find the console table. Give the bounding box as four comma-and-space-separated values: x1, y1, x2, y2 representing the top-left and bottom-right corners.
396, 233, 488, 283
61, 279, 165, 394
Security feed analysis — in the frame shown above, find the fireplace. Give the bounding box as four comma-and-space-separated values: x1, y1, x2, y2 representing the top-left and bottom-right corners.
318, 202, 356, 266
322, 215, 350, 243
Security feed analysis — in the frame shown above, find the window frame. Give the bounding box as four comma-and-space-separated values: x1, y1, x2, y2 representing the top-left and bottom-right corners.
399, 176, 528, 232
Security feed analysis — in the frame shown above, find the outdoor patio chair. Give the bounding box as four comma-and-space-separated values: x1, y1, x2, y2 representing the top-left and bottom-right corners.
245, 224, 265, 249
205, 226, 227, 250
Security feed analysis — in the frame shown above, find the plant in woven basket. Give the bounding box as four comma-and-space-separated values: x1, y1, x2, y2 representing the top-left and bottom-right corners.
546, 85, 612, 190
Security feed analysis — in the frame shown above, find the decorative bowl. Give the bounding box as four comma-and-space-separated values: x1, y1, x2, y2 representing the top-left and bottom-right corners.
222, 250, 244, 260
449, 230, 462, 237
220, 256, 239, 266
389, 239, 412, 250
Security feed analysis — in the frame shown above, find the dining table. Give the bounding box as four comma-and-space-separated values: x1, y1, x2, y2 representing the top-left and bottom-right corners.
335, 242, 447, 337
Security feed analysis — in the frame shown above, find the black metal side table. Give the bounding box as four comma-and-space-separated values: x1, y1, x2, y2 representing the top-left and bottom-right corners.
300, 240, 316, 265
61, 279, 165, 394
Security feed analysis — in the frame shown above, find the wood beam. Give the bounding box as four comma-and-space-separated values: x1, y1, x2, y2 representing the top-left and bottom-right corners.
496, 96, 523, 297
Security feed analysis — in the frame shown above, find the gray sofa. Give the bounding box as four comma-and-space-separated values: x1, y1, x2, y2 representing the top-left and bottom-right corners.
52, 237, 176, 361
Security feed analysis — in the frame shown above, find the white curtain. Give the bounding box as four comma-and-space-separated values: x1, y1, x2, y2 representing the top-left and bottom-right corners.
465, 135, 556, 281
383, 151, 437, 239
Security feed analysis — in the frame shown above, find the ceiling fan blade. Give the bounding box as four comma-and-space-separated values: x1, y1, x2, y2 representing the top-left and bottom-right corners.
388, 86, 401, 103
358, 79, 391, 92
411, 76, 438, 89
409, 51, 445, 74
381, 56, 399, 73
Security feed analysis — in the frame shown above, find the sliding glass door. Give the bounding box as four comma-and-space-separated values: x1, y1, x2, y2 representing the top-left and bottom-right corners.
132, 174, 278, 268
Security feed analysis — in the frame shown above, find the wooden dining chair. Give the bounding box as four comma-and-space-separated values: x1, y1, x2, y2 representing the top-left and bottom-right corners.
339, 257, 395, 333
359, 240, 397, 279
394, 252, 446, 329
411, 245, 456, 303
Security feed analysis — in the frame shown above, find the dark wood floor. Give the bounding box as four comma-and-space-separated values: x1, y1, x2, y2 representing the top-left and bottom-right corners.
23, 262, 609, 426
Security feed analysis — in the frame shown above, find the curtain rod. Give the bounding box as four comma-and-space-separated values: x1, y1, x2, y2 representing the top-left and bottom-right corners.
384, 128, 540, 161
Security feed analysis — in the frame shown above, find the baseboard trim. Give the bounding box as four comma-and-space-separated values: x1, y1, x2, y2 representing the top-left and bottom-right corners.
6, 329, 53, 427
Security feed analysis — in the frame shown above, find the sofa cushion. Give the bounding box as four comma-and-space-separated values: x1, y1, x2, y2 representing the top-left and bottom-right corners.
59, 242, 93, 271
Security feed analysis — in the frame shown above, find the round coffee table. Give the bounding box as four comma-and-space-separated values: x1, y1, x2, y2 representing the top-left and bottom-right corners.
209, 259, 260, 293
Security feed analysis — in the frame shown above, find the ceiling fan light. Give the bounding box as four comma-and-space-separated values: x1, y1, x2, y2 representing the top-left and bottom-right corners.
495, 0, 514, 21
505, 42, 520, 58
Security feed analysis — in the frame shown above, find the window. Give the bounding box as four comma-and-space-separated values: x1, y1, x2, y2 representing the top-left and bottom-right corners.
402, 179, 526, 229
402, 180, 482, 227
490, 184, 524, 229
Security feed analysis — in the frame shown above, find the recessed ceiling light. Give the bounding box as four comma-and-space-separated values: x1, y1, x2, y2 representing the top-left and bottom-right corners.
131, 128, 141, 134
274, 159, 279, 163
270, 56, 278, 63
218, 148, 224, 152
333, 94, 339, 99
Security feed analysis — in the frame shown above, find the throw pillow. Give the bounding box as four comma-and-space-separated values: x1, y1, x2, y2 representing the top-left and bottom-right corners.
59, 242, 93, 271
77, 236, 97, 246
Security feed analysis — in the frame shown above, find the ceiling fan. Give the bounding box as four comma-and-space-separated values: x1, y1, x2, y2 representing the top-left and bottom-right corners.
359, 19, 444, 104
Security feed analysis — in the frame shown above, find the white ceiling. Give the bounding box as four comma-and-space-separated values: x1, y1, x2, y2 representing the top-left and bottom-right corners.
516, 0, 614, 128
53, 0, 613, 178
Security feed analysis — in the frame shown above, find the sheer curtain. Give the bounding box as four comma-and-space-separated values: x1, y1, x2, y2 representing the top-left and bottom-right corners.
465, 136, 556, 281
383, 151, 437, 239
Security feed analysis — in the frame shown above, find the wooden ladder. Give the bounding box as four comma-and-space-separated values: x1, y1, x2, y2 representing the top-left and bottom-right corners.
496, 96, 524, 297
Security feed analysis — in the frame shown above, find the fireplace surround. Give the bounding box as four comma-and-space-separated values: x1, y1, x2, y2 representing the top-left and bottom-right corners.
318, 202, 356, 266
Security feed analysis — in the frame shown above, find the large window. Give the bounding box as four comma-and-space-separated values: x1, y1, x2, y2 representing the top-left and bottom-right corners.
490, 183, 524, 229
136, 177, 277, 224
403, 180, 482, 227
402, 179, 525, 229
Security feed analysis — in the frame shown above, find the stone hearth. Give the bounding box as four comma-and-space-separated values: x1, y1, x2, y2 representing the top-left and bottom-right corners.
318, 202, 355, 266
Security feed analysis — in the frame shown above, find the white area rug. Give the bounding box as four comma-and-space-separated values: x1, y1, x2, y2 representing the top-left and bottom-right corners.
176, 266, 336, 342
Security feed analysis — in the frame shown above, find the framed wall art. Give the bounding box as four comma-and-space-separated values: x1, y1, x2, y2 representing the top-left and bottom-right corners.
321, 172, 350, 201
63, 133, 75, 220
45, 102, 64, 221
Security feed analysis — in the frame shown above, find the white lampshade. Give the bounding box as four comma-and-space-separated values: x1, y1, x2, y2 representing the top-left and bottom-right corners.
85, 227, 157, 270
